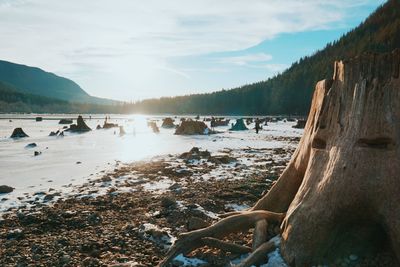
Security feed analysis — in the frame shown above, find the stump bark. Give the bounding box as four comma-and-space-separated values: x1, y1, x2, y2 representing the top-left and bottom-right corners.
255, 50, 400, 265
161, 50, 400, 266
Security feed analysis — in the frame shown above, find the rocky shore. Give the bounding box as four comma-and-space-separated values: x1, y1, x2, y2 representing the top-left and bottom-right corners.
0, 132, 396, 266
0, 134, 299, 267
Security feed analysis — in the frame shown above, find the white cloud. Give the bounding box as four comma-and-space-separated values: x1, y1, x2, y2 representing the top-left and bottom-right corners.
0, 0, 384, 100
219, 53, 273, 66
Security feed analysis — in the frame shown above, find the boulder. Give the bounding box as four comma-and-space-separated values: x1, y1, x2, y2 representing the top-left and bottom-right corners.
10, 128, 29, 138
25, 143, 37, 148
175, 120, 211, 135
230, 119, 248, 131
161, 117, 175, 128
0, 185, 14, 194
59, 119, 73, 124
180, 147, 211, 161
67, 116, 91, 132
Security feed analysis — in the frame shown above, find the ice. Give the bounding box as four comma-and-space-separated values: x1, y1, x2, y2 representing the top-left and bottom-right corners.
0, 114, 303, 212
142, 177, 174, 193
225, 203, 250, 211
173, 254, 207, 266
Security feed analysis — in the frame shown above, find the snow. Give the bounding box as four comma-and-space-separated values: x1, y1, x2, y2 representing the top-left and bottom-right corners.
173, 254, 207, 266
193, 204, 219, 219
138, 223, 177, 248
225, 203, 250, 211
0, 114, 302, 212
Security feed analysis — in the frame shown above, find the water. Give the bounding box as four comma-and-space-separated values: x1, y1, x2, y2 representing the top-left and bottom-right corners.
0, 114, 303, 210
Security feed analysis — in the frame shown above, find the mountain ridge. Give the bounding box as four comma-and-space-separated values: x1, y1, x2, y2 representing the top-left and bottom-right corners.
128, 0, 400, 115
0, 60, 114, 105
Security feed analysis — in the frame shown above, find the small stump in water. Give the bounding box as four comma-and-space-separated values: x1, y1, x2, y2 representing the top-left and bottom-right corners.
10, 128, 29, 138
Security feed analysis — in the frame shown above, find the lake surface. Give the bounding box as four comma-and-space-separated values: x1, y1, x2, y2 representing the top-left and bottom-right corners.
0, 114, 303, 210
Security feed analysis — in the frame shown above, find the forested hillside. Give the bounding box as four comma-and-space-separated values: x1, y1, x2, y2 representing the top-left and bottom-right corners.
0, 81, 125, 114
0, 60, 114, 105
128, 0, 400, 115
1, 0, 398, 115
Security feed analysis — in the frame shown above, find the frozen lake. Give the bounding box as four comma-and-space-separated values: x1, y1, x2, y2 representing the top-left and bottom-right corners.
0, 114, 303, 211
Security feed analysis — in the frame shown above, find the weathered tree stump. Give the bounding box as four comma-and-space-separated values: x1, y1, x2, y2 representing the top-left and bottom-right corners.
160, 50, 400, 266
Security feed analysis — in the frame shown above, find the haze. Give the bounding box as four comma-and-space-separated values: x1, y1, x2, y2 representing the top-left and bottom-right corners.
0, 0, 384, 101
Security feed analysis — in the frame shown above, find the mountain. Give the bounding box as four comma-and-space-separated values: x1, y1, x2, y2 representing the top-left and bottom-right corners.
0, 60, 114, 105
129, 0, 400, 115
0, 80, 129, 114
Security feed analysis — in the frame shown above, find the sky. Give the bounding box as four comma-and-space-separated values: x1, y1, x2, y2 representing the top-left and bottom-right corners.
0, 0, 386, 101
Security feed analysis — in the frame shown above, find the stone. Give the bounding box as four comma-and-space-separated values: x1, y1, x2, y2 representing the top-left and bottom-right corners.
25, 143, 37, 148
0, 185, 14, 194
160, 196, 176, 208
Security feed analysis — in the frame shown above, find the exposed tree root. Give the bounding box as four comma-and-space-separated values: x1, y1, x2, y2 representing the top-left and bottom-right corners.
158, 211, 284, 267
201, 238, 252, 254
235, 241, 275, 267
252, 220, 268, 250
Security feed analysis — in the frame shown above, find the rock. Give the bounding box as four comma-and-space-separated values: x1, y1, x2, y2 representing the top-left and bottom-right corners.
209, 155, 236, 164
187, 217, 209, 231
349, 254, 358, 261
10, 128, 29, 138
180, 147, 211, 161
67, 115, 91, 132
0, 185, 14, 194
161, 117, 175, 128
161, 196, 176, 208
43, 193, 60, 202
169, 183, 182, 191
49, 131, 57, 136
25, 143, 37, 148
96, 124, 102, 130
7, 228, 24, 239
230, 119, 248, 131
87, 212, 102, 225
76, 161, 82, 164
35, 117, 43, 122
175, 120, 211, 135
59, 119, 73, 124
34, 151, 41, 156
59, 254, 71, 264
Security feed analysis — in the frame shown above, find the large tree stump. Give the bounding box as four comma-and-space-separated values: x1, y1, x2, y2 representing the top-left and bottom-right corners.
160, 50, 400, 266
253, 50, 400, 265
